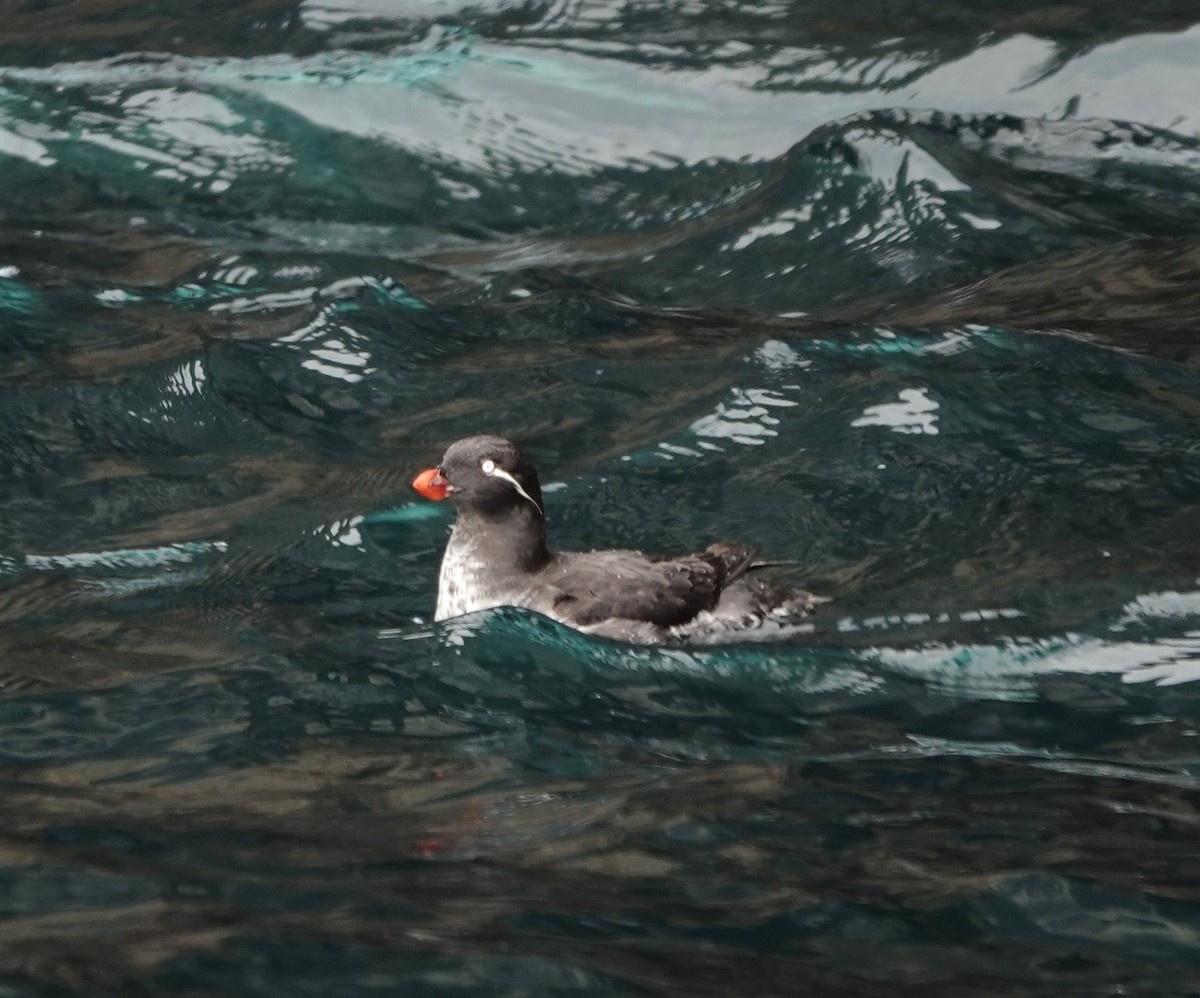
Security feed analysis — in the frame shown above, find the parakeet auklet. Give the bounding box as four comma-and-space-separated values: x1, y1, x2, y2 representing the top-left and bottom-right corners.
413, 435, 824, 644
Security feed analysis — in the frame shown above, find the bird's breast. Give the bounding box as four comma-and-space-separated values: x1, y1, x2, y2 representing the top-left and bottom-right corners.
435, 527, 536, 621
436, 532, 486, 620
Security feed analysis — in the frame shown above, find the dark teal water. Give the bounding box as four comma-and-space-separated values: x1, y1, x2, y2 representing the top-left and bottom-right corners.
3, 2, 1200, 994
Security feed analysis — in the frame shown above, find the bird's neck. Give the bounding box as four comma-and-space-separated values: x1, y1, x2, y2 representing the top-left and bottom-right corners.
448, 505, 550, 575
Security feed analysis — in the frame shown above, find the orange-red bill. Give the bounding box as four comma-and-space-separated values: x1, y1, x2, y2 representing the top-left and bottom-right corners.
412, 467, 452, 501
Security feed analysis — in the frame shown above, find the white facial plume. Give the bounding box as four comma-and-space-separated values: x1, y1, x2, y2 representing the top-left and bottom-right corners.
481, 458, 542, 515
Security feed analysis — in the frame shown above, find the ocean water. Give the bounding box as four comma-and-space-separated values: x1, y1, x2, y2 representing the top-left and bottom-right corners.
3, 2, 1200, 994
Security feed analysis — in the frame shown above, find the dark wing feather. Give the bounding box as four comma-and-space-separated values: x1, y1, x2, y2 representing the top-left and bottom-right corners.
545, 549, 729, 628
701, 541, 760, 583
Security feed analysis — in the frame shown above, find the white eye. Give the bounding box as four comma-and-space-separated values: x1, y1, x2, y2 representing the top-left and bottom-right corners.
481, 458, 496, 475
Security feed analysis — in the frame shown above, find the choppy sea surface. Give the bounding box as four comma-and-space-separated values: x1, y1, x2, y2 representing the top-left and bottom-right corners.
3, 2, 1200, 994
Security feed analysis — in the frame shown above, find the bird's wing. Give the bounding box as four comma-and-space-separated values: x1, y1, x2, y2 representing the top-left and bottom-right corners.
700, 541, 760, 582
543, 549, 731, 629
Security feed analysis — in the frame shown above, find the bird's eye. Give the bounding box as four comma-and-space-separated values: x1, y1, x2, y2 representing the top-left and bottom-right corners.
481, 458, 496, 475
